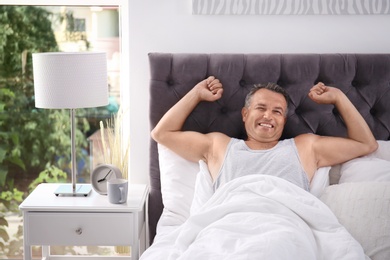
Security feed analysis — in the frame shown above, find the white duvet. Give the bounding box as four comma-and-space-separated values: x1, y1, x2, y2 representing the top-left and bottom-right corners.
141, 175, 368, 260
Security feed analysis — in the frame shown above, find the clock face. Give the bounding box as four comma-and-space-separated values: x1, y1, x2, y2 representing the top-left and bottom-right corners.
91, 164, 122, 195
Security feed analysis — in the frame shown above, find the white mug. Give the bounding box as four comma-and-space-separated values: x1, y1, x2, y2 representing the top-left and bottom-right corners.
107, 179, 128, 204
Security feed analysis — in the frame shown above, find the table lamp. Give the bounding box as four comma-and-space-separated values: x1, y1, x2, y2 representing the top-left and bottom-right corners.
32, 52, 108, 196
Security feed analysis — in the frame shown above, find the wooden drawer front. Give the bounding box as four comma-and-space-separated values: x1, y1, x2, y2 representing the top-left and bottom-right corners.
27, 212, 133, 246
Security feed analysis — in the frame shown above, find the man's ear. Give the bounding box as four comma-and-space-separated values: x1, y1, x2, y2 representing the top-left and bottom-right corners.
241, 107, 248, 122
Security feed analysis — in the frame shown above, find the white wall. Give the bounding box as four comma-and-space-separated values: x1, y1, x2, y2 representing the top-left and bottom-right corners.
128, 0, 390, 184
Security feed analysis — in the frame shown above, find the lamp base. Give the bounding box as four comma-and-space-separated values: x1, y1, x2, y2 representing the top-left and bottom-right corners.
54, 184, 92, 197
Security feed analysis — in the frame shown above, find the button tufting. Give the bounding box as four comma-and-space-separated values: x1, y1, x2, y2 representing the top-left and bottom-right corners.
370, 108, 377, 116
351, 80, 358, 87
220, 107, 228, 114
167, 79, 174, 86
239, 80, 246, 87
332, 108, 339, 115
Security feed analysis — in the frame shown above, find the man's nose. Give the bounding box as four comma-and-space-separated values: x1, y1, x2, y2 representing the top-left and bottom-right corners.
263, 110, 271, 119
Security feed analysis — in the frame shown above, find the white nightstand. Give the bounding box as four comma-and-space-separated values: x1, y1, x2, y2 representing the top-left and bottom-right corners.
19, 183, 148, 260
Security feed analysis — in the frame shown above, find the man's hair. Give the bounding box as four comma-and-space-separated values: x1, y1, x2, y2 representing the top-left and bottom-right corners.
244, 83, 290, 115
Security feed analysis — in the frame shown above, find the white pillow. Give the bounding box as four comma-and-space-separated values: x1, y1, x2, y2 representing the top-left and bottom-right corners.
370, 140, 390, 160
157, 144, 198, 228
310, 166, 331, 197
339, 157, 390, 183
320, 182, 390, 260
330, 140, 390, 184
190, 160, 214, 214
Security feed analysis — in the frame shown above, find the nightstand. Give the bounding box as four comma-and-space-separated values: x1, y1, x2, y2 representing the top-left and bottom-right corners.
19, 183, 148, 260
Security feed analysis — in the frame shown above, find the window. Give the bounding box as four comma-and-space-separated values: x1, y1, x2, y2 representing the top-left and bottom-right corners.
0, 1, 129, 258
73, 18, 86, 32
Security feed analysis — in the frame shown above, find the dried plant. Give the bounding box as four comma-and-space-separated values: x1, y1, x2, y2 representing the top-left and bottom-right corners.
99, 107, 130, 179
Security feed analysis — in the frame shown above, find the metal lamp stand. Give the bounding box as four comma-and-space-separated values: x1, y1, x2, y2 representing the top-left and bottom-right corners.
54, 109, 91, 197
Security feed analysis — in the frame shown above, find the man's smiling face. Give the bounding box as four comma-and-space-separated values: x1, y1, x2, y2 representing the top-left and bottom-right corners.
242, 88, 288, 143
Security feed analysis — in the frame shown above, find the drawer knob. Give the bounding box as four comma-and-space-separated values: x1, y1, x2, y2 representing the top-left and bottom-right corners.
75, 228, 83, 235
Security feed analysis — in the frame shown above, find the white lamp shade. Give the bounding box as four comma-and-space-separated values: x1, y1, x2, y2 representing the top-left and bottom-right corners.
33, 52, 109, 109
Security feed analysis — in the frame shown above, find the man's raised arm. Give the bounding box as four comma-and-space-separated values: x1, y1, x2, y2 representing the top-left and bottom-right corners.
151, 76, 224, 162
307, 83, 378, 168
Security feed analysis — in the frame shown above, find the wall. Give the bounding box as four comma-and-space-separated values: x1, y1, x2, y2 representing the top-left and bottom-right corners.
128, 0, 390, 184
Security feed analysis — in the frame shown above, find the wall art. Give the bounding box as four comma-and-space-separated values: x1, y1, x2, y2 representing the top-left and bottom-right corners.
192, 0, 390, 15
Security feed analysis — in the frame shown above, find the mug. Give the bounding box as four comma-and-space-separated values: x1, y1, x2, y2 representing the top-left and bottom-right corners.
107, 179, 128, 204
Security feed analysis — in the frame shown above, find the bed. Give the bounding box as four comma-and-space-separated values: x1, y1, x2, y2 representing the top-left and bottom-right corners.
145, 53, 390, 259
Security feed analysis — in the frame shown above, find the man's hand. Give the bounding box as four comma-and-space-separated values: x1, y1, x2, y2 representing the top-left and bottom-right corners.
195, 76, 223, 102
308, 82, 342, 105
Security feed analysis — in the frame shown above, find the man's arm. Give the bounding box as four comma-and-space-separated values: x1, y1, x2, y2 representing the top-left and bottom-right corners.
302, 83, 378, 171
151, 76, 225, 163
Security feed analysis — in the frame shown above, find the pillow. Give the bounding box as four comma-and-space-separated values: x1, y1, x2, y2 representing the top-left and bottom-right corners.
309, 166, 331, 198
190, 160, 214, 214
329, 140, 390, 184
339, 157, 390, 183
320, 182, 390, 260
157, 144, 198, 229
369, 140, 390, 160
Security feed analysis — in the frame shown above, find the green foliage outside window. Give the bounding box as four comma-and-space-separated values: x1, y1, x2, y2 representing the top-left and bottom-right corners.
0, 6, 91, 256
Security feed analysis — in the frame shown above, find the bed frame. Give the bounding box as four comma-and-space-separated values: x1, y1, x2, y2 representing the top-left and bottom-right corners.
148, 53, 390, 243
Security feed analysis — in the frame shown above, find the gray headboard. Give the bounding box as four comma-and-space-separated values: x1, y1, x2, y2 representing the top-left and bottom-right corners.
148, 53, 390, 243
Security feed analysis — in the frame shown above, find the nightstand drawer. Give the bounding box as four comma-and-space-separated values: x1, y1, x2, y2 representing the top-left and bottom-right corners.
26, 212, 133, 246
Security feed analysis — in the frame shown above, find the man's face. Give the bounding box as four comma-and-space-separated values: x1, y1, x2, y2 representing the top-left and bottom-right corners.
242, 88, 288, 143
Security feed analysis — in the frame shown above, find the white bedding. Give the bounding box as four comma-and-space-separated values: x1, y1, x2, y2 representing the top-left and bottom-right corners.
141, 174, 367, 260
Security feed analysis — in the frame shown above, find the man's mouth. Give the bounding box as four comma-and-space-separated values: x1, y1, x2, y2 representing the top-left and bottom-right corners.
259, 123, 273, 128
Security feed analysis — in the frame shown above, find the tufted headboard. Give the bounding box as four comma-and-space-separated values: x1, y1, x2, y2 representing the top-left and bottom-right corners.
148, 53, 390, 242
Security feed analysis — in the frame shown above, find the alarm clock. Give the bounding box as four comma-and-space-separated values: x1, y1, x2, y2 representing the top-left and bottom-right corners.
91, 164, 122, 195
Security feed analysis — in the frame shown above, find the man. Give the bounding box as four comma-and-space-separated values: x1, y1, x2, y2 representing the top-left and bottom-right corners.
151, 76, 378, 191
